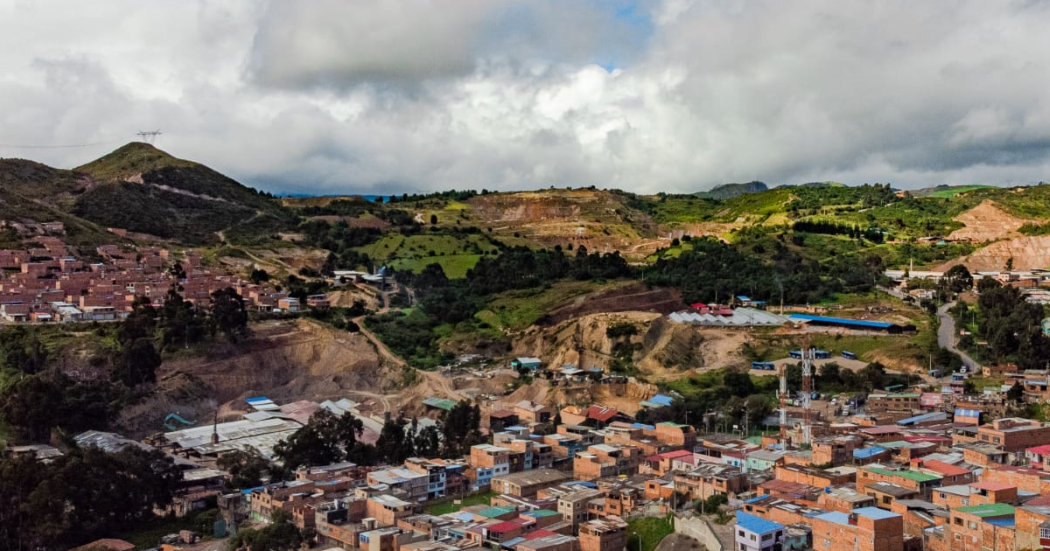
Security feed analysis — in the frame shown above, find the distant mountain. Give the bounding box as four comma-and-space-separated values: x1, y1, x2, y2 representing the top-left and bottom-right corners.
71, 143, 294, 244
696, 181, 768, 200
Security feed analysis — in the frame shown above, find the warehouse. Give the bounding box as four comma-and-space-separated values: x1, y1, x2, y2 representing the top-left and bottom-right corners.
788, 314, 915, 334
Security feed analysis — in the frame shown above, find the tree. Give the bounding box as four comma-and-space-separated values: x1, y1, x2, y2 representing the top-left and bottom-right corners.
0, 445, 181, 550
976, 276, 1001, 293
440, 401, 483, 458
1007, 381, 1025, 402
414, 424, 441, 458
944, 265, 973, 295
723, 369, 755, 398
227, 509, 303, 551
112, 338, 161, 387
250, 268, 270, 284
0, 372, 124, 443
818, 362, 842, 387
376, 415, 414, 464
217, 448, 271, 489
118, 295, 156, 345
211, 287, 249, 342
274, 410, 375, 470
430, 214, 438, 225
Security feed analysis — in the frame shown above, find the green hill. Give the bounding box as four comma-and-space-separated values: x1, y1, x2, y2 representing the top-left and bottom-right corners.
72, 143, 295, 245
697, 181, 768, 200
0, 159, 114, 248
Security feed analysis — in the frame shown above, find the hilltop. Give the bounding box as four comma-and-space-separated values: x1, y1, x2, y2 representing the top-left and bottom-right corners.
72, 143, 295, 244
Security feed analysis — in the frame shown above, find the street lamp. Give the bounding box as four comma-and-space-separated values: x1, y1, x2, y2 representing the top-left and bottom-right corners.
632, 531, 643, 551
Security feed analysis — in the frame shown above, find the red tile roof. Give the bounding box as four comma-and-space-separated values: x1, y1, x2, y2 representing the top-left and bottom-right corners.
1027, 444, 1050, 455
525, 529, 559, 540
922, 460, 971, 477
486, 521, 525, 533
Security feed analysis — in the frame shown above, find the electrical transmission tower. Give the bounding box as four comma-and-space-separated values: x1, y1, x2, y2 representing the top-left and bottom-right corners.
136, 131, 162, 144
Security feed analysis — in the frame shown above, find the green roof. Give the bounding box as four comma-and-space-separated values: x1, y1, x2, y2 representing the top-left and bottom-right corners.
956, 503, 1015, 518
423, 397, 458, 411
866, 467, 941, 482
887, 393, 921, 398
527, 510, 560, 518
478, 506, 517, 518
658, 422, 687, 428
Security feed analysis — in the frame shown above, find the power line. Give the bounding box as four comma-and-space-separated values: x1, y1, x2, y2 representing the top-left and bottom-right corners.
0, 139, 122, 150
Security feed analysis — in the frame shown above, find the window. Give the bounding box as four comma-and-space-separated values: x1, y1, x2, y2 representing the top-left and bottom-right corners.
954, 518, 963, 526
751, 535, 757, 541
739, 531, 745, 537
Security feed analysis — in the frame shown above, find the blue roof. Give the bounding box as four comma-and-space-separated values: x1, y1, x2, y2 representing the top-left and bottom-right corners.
648, 394, 675, 406
955, 409, 980, 417
565, 480, 598, 488
736, 511, 784, 534
245, 396, 272, 404
738, 295, 751, 301
855, 507, 899, 520
854, 446, 887, 459
632, 423, 655, 430
788, 314, 895, 329
897, 412, 947, 425
985, 518, 1015, 528
746, 495, 773, 504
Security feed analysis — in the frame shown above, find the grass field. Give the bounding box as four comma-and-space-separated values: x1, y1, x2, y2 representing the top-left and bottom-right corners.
627, 516, 675, 551
476, 280, 633, 331
425, 491, 497, 515
390, 254, 484, 279
358, 233, 498, 277
925, 185, 994, 198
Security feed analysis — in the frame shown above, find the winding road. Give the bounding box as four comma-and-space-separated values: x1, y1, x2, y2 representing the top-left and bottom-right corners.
937, 302, 980, 371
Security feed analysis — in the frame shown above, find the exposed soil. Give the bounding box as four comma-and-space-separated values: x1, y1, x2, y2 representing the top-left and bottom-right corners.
937, 235, 1050, 271
947, 200, 1033, 242
536, 282, 683, 326
120, 319, 397, 436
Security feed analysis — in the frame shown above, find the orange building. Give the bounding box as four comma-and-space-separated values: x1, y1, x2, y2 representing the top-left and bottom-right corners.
811, 507, 904, 551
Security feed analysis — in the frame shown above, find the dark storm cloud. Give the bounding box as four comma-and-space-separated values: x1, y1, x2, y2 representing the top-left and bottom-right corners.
1, 0, 1049, 194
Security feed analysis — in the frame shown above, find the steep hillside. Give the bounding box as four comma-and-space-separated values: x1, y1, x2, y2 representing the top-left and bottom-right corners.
468, 189, 660, 254
0, 159, 114, 247
72, 143, 295, 244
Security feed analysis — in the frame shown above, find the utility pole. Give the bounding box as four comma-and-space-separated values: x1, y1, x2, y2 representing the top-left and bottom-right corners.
136, 130, 162, 144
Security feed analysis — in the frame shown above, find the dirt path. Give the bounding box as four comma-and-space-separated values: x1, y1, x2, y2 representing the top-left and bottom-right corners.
419, 370, 465, 401
938, 302, 980, 371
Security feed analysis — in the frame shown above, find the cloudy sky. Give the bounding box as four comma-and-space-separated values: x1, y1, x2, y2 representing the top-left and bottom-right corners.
2, 0, 1049, 195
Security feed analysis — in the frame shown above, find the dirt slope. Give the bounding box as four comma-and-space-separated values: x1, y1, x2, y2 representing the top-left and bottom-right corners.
119, 319, 395, 435
938, 235, 1050, 271
511, 311, 750, 382
948, 200, 1033, 242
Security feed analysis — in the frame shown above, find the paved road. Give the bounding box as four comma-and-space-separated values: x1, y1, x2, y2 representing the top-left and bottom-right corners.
937, 302, 980, 371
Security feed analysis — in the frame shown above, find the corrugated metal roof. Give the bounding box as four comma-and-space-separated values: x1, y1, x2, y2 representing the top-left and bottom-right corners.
788, 314, 894, 328
736, 511, 784, 534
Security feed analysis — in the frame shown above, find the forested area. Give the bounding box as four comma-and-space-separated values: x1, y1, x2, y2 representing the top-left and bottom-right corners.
961, 278, 1050, 369
0, 445, 182, 551
367, 246, 632, 368
643, 236, 883, 304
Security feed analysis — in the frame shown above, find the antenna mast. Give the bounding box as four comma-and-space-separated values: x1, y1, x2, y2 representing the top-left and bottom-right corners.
136, 130, 162, 144
779, 363, 788, 448
801, 339, 813, 447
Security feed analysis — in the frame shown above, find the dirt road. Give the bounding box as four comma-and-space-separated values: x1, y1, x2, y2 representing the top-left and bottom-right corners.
938, 302, 980, 371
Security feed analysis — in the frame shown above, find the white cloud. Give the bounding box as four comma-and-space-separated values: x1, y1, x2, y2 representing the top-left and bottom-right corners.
1, 0, 1049, 195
